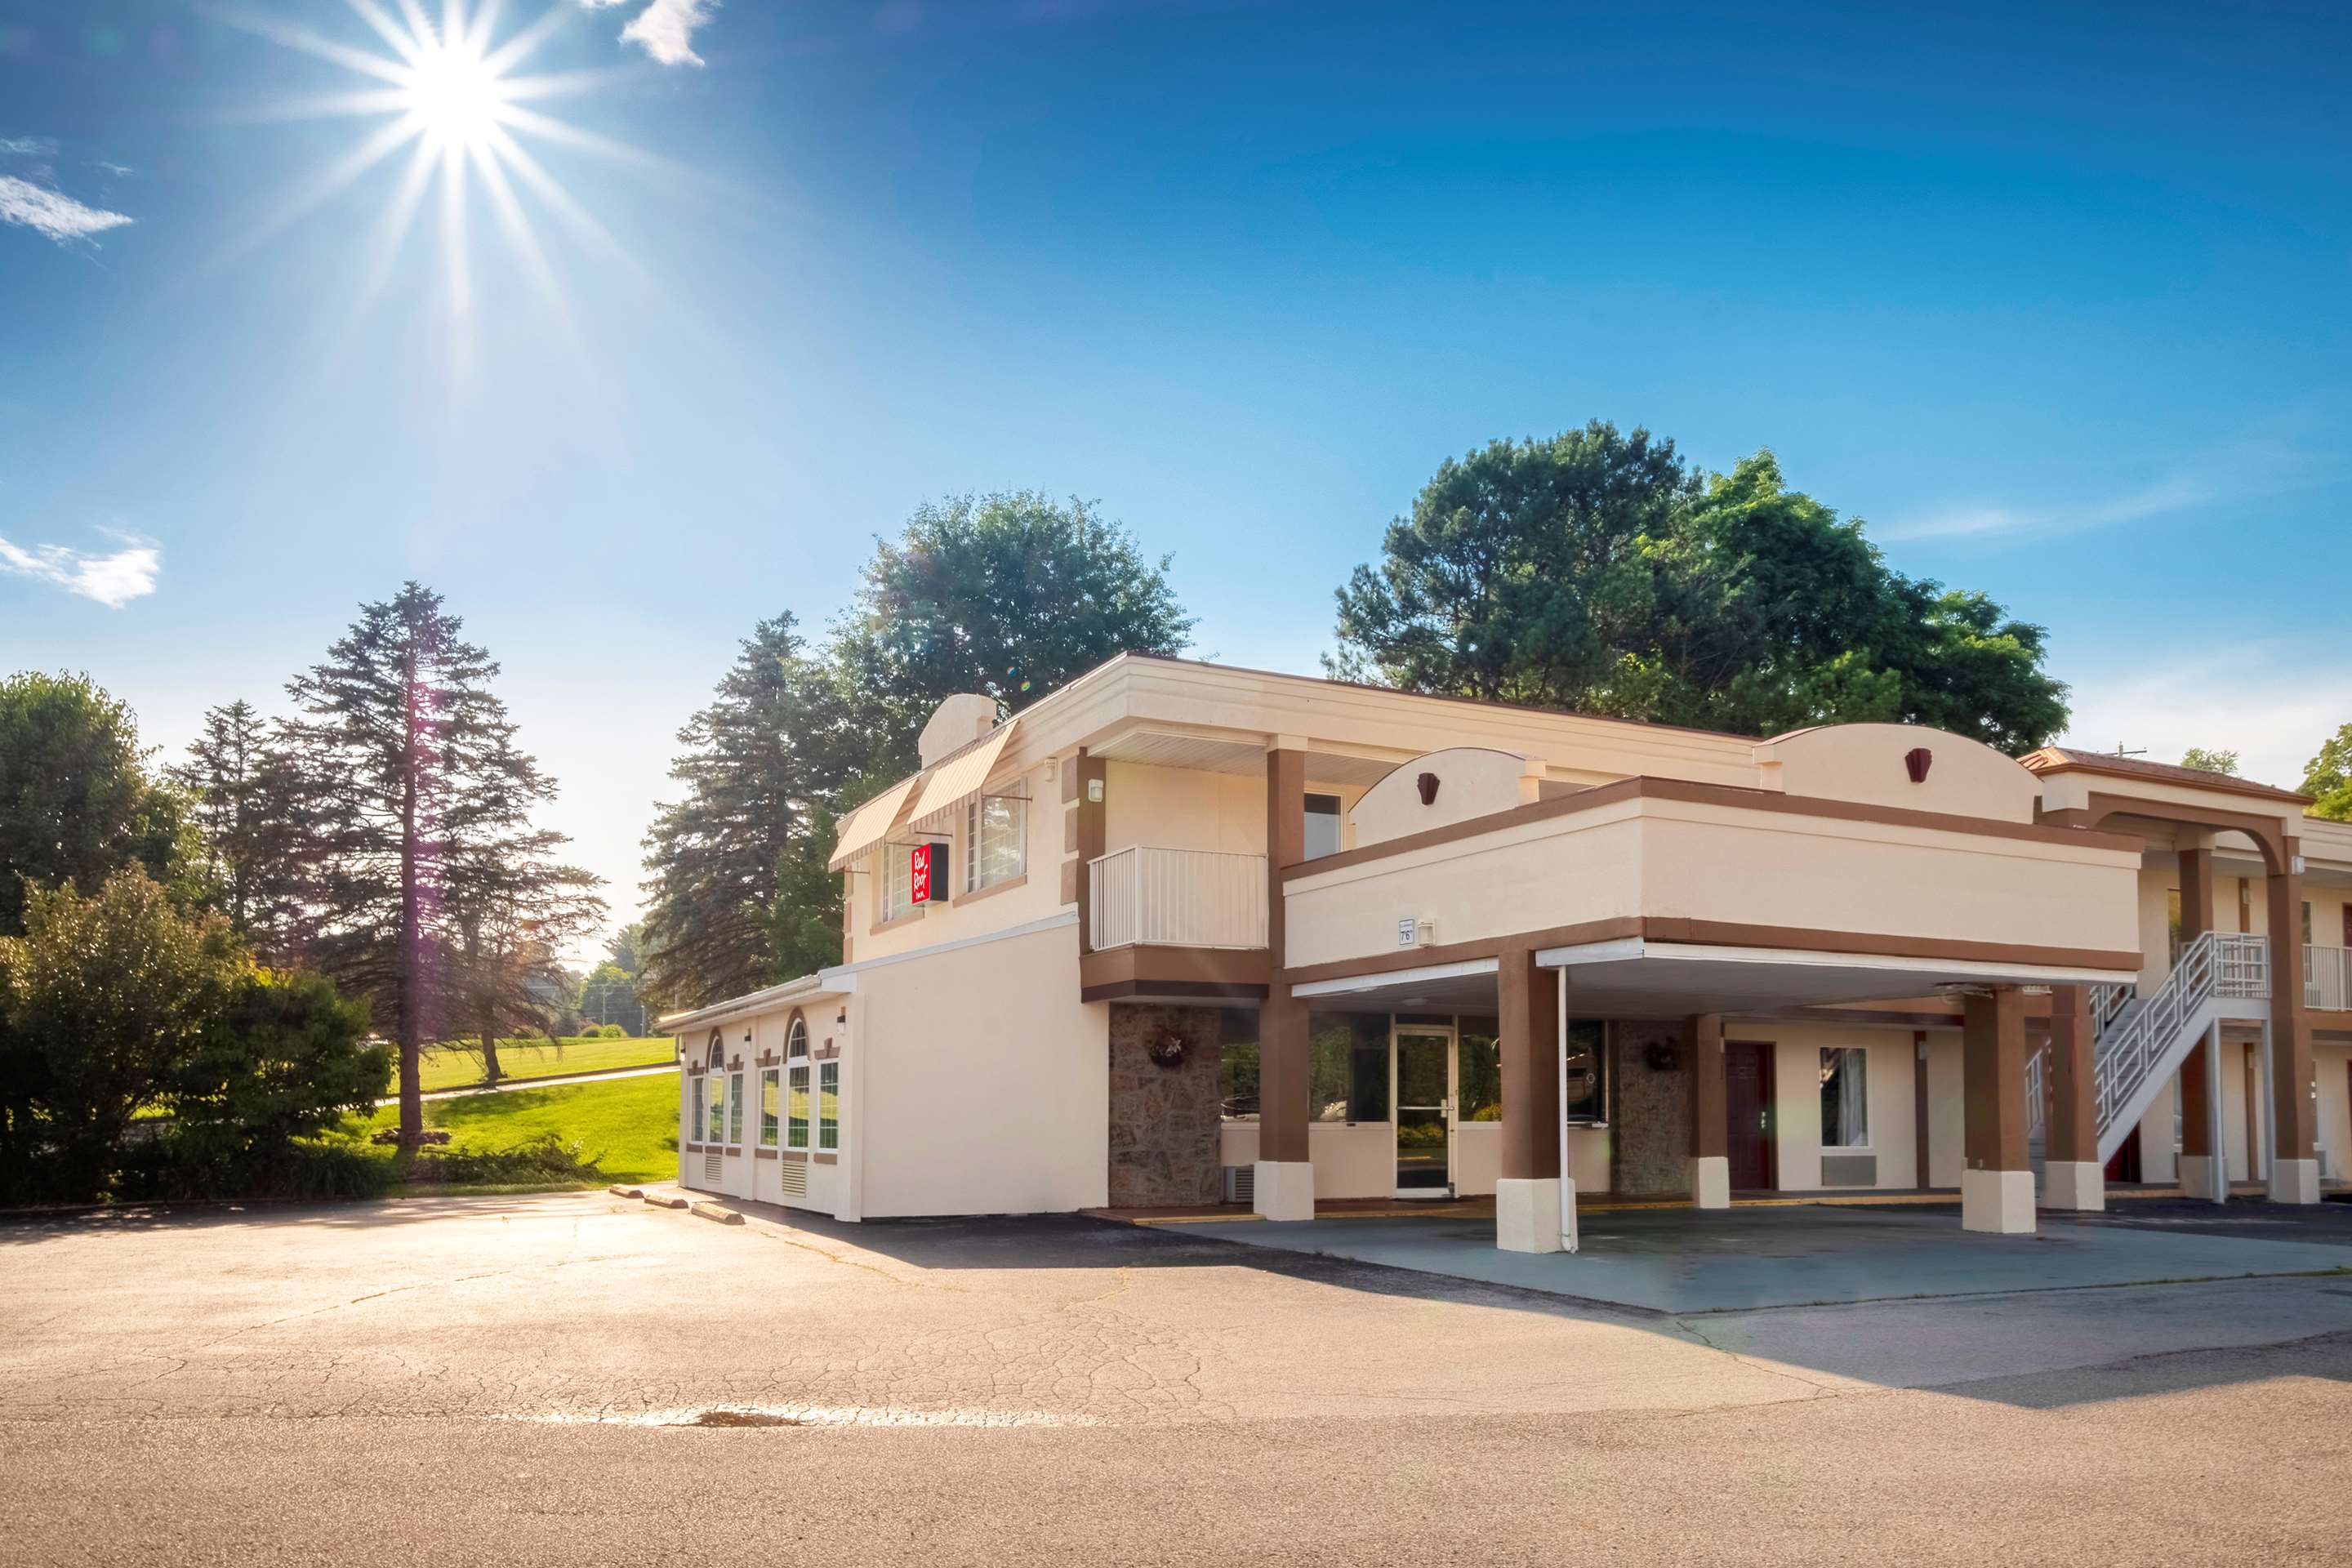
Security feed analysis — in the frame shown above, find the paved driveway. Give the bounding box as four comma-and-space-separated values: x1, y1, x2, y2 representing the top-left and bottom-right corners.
2, 1192, 2347, 1566
1178, 1198, 2352, 1312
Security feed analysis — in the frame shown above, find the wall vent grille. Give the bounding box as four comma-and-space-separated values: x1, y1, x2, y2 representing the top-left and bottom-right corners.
1223, 1165, 1254, 1205
779, 1161, 808, 1197
702, 1150, 724, 1184
1820, 1153, 1878, 1187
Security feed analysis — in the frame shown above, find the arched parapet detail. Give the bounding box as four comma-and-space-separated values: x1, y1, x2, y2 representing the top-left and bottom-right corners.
1350, 746, 1545, 848
1753, 724, 2042, 824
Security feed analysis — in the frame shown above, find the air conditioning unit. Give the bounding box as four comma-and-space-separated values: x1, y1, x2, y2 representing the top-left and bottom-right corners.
1223, 1165, 1254, 1205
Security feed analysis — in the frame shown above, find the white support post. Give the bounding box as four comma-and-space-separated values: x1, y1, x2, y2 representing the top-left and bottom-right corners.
2206, 1020, 2227, 1205
1556, 965, 1577, 1254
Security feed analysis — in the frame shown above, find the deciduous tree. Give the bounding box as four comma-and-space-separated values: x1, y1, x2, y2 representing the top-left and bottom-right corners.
2301, 725, 2352, 821
1331, 430, 2069, 753
0, 671, 195, 934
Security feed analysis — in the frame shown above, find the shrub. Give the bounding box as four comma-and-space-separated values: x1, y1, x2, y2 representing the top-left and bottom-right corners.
596, 1022, 628, 1039
167, 969, 387, 1192
404, 1131, 605, 1187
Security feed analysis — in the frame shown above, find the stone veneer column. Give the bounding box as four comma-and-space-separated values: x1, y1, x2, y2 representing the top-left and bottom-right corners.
2267, 845, 2320, 1203
1686, 1013, 1729, 1208
2042, 986, 2104, 1211
1253, 741, 1314, 1221
1495, 946, 1566, 1252
1961, 987, 2035, 1234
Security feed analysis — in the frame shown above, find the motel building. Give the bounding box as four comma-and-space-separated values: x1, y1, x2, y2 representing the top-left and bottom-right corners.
661, 655, 2352, 1252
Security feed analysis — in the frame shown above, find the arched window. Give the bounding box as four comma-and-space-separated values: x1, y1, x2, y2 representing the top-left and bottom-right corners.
787, 1016, 808, 1059
706, 1033, 724, 1071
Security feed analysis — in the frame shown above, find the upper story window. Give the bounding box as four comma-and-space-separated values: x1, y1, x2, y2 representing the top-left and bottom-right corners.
1303, 793, 1343, 861
879, 843, 917, 922
787, 1017, 808, 1058
966, 795, 1027, 892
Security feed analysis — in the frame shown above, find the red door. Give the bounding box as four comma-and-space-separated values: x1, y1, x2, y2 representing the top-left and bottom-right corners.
1725, 1041, 1775, 1191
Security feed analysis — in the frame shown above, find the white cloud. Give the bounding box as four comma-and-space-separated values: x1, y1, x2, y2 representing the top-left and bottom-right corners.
1882, 435, 2328, 546
0, 535, 161, 608
0, 136, 58, 157
2056, 640, 2346, 794
581, 0, 719, 67
0, 175, 134, 245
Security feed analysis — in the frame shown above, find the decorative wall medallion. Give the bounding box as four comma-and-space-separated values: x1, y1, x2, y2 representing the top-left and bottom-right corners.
1904, 746, 1933, 784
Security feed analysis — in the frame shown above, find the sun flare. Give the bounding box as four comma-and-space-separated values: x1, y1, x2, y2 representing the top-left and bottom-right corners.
401, 33, 510, 152
227, 0, 657, 363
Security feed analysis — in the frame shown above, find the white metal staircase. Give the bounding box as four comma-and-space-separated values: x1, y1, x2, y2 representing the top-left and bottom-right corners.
2024, 931, 2270, 1165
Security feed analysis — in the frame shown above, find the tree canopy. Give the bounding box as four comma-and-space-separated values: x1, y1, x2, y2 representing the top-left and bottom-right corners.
2302, 725, 2352, 821
0, 671, 194, 934
1331, 428, 2069, 754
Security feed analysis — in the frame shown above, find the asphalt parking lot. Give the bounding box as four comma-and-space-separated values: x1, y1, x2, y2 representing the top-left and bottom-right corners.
2, 1191, 2348, 1566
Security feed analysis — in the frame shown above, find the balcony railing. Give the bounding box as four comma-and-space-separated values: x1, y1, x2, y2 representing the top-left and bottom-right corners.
1088, 846, 1267, 951
2310, 944, 2352, 1012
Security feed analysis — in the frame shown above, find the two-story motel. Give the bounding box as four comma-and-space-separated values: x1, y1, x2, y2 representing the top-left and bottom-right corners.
662, 654, 2352, 1251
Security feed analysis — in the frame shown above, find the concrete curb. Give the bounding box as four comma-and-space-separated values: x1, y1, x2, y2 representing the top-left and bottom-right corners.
643, 1194, 690, 1209
690, 1200, 745, 1226
608, 1185, 644, 1200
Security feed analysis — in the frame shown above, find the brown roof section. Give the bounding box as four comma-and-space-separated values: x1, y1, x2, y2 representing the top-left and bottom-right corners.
2020, 746, 2312, 806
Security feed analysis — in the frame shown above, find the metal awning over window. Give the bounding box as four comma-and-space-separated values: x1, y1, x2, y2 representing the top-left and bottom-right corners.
908, 719, 1018, 825
827, 773, 922, 871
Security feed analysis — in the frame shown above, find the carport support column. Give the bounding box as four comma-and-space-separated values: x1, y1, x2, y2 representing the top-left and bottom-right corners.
1495, 946, 1566, 1252
2042, 986, 2103, 1211
1960, 987, 2035, 1234
2266, 844, 2321, 1203
1686, 1013, 1729, 1208
2176, 845, 2222, 1200
1253, 740, 1315, 1221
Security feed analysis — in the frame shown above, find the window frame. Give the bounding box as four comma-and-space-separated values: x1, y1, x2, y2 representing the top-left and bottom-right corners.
1561, 1019, 1608, 1125
879, 841, 918, 922
1303, 792, 1344, 862
964, 793, 1028, 893
758, 1067, 781, 1149
1819, 1046, 1870, 1149
727, 1070, 745, 1147
817, 1060, 840, 1152
691, 1075, 709, 1147
786, 1062, 811, 1151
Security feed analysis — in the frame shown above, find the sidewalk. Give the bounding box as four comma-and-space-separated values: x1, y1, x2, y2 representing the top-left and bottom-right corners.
375, 1062, 676, 1107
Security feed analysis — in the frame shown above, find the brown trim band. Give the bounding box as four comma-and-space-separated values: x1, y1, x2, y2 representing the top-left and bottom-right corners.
754, 1148, 778, 1161
2025, 754, 2312, 806
781, 1150, 808, 1165
1080, 942, 1269, 996
813, 1152, 839, 1165
2042, 791, 2290, 874
1081, 978, 1271, 1003
1281, 915, 2140, 987
1287, 774, 2143, 881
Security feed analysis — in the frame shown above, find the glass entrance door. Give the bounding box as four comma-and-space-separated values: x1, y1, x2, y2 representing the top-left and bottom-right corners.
1393, 1028, 1454, 1196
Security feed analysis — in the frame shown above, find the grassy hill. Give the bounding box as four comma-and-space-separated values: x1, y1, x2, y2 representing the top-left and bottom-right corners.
403, 1036, 677, 1094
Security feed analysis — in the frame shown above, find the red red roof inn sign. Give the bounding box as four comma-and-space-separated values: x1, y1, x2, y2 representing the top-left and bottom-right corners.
910, 841, 943, 905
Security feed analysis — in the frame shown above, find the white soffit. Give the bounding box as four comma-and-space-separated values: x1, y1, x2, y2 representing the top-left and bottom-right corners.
1291, 956, 1499, 998
1088, 727, 1401, 787
909, 719, 1018, 824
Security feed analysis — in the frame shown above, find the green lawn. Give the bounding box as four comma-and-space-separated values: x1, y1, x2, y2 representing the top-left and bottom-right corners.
352, 1071, 680, 1187
407, 1036, 677, 1094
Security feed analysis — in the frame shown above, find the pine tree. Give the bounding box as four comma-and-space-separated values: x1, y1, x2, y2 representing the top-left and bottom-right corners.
167, 701, 308, 960
639, 614, 850, 1009
283, 583, 601, 1139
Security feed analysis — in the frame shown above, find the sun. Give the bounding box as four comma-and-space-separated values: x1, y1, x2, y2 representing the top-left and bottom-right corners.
400, 32, 510, 153
225, 0, 661, 359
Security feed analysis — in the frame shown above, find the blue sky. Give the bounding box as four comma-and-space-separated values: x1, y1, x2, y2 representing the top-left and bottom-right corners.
4, 0, 2348, 953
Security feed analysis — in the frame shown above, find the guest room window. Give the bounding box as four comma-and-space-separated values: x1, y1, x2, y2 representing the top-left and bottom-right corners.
880, 844, 916, 921
1303, 793, 1343, 861
817, 1062, 840, 1152
758, 1069, 780, 1148
1561, 1020, 1606, 1124
965, 795, 1027, 891
1820, 1048, 1869, 1147
727, 1071, 745, 1147
787, 1063, 811, 1151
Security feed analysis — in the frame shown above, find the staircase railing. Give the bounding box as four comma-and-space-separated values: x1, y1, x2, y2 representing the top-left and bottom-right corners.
2028, 932, 2270, 1157
2091, 930, 2268, 1136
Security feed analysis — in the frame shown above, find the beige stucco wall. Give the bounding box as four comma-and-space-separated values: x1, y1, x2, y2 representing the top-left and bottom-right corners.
1722, 1023, 1922, 1191
1105, 761, 1268, 857
2318, 1041, 2351, 1183
1285, 795, 2143, 972
1755, 724, 2041, 822
855, 923, 1107, 1218
1350, 748, 1535, 848
1925, 1031, 1965, 1188
852, 760, 1068, 964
